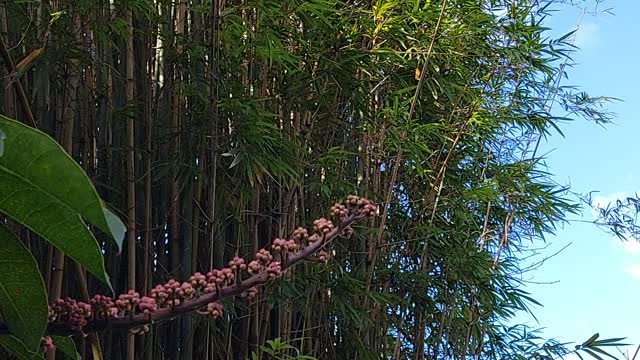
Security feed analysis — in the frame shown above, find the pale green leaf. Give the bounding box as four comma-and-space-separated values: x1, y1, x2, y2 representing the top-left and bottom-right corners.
0, 116, 125, 249
0, 166, 111, 288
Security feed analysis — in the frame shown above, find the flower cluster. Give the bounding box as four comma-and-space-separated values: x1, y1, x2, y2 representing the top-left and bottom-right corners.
206, 302, 223, 318
317, 250, 330, 263
313, 218, 334, 235
291, 227, 309, 243
343, 195, 377, 217
115, 290, 158, 315
90, 294, 116, 319
48, 297, 92, 330
43, 196, 376, 337
243, 287, 258, 299
40, 336, 55, 353
228, 256, 247, 271
271, 238, 299, 252
248, 248, 273, 275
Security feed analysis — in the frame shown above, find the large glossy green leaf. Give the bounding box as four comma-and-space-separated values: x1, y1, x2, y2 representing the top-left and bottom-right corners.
0, 167, 111, 287
51, 336, 80, 360
0, 225, 48, 352
0, 335, 44, 360
0, 116, 125, 249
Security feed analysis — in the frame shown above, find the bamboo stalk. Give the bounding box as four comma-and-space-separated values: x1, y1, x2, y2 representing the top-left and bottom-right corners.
125, 6, 137, 360
0, 2, 15, 118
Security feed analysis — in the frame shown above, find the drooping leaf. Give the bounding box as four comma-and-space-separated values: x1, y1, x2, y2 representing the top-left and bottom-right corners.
15, 48, 44, 73
0, 225, 48, 352
0, 116, 125, 249
580, 348, 605, 360
0, 166, 111, 288
102, 207, 126, 252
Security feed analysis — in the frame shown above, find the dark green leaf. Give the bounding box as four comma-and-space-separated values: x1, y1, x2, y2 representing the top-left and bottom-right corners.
0, 225, 48, 352
590, 337, 628, 347
581, 333, 599, 347
51, 336, 80, 360
581, 348, 605, 360
586, 345, 618, 360
0, 128, 4, 157
0, 335, 44, 360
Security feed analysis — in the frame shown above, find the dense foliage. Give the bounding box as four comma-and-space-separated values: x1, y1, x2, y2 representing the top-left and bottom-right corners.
0, 0, 623, 359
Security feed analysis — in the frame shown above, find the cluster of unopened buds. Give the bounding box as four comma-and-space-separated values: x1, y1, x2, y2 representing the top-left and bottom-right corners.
243, 287, 258, 299
41, 196, 375, 350
48, 297, 93, 330
317, 250, 331, 263
248, 248, 273, 274
40, 336, 55, 353
313, 218, 334, 235
116, 290, 158, 315
343, 195, 377, 216
272, 237, 299, 252
207, 302, 223, 317
291, 227, 309, 242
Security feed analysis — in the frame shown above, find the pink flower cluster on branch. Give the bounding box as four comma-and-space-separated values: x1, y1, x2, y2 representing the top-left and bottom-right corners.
40, 336, 54, 353
9, 196, 376, 343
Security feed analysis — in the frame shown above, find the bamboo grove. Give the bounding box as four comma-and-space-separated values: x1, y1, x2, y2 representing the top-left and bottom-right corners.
0, 0, 616, 359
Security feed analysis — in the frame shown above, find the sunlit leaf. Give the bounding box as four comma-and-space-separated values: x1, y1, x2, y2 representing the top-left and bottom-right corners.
0, 116, 125, 248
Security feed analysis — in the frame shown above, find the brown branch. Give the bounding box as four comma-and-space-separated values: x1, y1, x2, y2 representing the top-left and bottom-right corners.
0, 35, 36, 127
0, 209, 372, 337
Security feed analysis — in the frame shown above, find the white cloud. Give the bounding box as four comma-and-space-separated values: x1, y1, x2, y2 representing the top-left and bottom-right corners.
574, 21, 601, 49
624, 264, 640, 280
623, 241, 640, 255
592, 192, 627, 209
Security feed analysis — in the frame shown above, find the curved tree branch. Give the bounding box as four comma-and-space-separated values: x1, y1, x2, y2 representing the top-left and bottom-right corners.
0, 198, 376, 337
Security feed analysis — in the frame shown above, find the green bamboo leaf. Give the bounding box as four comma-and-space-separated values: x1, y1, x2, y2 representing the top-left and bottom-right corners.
0, 335, 45, 360
0, 116, 125, 249
586, 345, 618, 360
581, 348, 605, 360
0, 225, 48, 352
590, 337, 628, 347
51, 336, 80, 360
49, 10, 65, 23
581, 333, 599, 347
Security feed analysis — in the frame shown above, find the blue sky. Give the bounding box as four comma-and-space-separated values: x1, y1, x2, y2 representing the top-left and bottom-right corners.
512, 0, 640, 356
